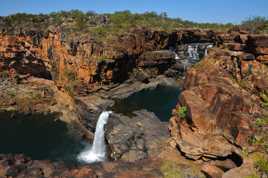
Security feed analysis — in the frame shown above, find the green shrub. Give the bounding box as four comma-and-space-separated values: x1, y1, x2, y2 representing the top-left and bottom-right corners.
160, 160, 183, 178
260, 92, 268, 108
1, 10, 238, 42
255, 117, 268, 127
255, 157, 268, 175
177, 106, 188, 119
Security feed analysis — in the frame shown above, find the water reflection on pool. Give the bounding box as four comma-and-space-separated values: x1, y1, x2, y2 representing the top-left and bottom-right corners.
111, 85, 180, 122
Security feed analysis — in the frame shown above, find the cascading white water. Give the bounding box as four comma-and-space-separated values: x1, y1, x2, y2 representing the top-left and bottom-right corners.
77, 111, 112, 163
175, 53, 180, 60
187, 45, 199, 60
205, 44, 213, 56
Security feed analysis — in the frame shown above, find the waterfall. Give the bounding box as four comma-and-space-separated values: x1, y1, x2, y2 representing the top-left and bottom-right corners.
187, 45, 199, 60
205, 44, 213, 56
175, 53, 180, 60
77, 111, 112, 163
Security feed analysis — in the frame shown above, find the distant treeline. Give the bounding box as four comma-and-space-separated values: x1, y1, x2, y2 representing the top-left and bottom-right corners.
0, 10, 267, 39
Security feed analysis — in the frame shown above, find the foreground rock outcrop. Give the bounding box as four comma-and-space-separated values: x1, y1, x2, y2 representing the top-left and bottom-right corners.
169, 34, 268, 177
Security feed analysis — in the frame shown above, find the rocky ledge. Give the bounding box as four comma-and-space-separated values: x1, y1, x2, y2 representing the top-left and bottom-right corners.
170, 34, 268, 177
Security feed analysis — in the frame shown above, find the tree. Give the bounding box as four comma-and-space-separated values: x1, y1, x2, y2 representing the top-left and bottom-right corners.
241, 16, 268, 33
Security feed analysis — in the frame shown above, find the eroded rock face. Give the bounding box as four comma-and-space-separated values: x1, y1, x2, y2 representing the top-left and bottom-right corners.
0, 28, 221, 89
169, 47, 268, 161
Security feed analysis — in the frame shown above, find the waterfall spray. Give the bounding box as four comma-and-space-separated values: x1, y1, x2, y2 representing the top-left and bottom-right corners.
77, 111, 112, 163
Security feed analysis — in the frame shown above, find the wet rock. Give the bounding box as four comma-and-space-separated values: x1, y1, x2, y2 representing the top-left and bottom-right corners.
106, 110, 169, 162
75, 94, 114, 131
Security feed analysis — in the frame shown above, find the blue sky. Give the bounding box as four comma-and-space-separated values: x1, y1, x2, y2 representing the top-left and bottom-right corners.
0, 0, 268, 24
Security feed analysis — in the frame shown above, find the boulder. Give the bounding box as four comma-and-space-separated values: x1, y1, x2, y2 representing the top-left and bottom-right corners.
105, 110, 169, 162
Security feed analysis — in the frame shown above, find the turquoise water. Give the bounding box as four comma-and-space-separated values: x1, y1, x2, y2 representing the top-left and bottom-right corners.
111, 85, 180, 121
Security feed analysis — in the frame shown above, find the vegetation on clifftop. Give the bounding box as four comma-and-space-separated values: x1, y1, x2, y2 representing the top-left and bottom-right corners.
241, 16, 268, 33
0, 10, 234, 42
0, 10, 267, 42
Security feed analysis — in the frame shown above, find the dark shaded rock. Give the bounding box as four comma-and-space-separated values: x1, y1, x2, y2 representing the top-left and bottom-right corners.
137, 50, 176, 67
137, 50, 176, 77
106, 110, 169, 162
247, 35, 268, 48
75, 94, 114, 131
241, 53, 255, 61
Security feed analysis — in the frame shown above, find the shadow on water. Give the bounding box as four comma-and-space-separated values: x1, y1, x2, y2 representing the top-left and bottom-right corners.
0, 111, 83, 163
111, 85, 180, 122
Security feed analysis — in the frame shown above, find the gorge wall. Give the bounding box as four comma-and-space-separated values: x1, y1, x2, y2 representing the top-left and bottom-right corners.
1, 27, 268, 177
0, 28, 219, 87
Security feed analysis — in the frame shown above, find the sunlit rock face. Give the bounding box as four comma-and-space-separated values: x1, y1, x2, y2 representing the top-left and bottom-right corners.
169, 45, 268, 177
0, 28, 220, 89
